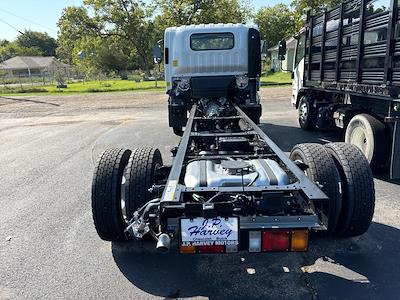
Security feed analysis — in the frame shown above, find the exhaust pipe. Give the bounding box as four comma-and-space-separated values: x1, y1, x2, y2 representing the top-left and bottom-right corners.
156, 233, 171, 253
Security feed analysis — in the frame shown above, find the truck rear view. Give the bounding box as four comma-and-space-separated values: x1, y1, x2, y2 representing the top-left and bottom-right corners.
91, 24, 375, 255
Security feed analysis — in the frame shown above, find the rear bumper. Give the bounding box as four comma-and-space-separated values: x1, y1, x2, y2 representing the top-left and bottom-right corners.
165, 215, 322, 253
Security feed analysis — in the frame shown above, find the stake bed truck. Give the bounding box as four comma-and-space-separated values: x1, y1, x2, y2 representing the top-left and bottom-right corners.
285, 0, 400, 179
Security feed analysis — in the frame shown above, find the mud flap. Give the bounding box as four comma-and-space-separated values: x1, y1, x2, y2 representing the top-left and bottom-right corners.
390, 121, 400, 179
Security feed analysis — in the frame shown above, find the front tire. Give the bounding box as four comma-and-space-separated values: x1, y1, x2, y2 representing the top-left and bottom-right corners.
325, 142, 375, 237
298, 95, 317, 130
92, 148, 131, 241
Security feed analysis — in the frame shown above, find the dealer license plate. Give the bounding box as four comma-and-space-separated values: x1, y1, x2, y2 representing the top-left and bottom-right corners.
180, 217, 239, 246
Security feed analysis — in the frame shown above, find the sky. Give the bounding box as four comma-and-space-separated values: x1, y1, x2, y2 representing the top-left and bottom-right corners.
0, 0, 291, 41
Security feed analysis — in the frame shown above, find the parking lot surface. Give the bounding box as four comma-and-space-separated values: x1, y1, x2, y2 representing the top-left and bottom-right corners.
0, 87, 399, 300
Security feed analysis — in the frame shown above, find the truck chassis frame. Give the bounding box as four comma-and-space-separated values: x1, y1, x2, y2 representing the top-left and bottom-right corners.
151, 103, 329, 244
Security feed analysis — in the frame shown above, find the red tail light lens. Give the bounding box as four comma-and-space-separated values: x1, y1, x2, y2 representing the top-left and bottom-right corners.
262, 230, 290, 251
197, 245, 225, 253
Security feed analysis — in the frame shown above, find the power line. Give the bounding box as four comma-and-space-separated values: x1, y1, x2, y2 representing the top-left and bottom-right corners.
0, 7, 57, 33
0, 17, 24, 35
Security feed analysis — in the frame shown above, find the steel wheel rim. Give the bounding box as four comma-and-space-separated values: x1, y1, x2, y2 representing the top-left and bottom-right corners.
350, 123, 370, 159
299, 101, 308, 122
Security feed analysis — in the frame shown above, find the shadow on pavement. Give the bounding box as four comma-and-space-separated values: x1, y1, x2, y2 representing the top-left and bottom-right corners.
259, 122, 400, 186
0, 95, 60, 106
258, 123, 342, 152
112, 222, 400, 300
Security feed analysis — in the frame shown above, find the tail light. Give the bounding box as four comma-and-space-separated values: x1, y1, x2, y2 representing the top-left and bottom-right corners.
180, 229, 309, 254
262, 230, 290, 251
291, 229, 309, 251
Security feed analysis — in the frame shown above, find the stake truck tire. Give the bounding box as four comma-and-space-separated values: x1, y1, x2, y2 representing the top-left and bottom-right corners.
298, 95, 317, 131
124, 147, 163, 220
324, 142, 375, 237
290, 143, 342, 234
92, 148, 132, 241
345, 113, 388, 171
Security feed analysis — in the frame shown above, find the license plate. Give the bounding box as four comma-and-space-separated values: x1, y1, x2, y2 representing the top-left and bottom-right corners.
180, 217, 239, 246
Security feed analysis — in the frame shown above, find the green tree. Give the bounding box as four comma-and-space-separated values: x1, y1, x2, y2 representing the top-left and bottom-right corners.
16, 31, 57, 56
72, 35, 137, 75
254, 4, 296, 48
57, 0, 157, 75
57, 6, 99, 64
291, 0, 342, 29
0, 40, 9, 47
0, 42, 42, 61
155, 0, 252, 28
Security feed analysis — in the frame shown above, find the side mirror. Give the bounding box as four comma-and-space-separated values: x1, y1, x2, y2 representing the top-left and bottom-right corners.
278, 39, 286, 60
152, 43, 162, 64
261, 40, 268, 61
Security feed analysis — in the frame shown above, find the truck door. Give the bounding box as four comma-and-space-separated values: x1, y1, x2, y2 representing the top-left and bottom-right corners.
292, 32, 306, 107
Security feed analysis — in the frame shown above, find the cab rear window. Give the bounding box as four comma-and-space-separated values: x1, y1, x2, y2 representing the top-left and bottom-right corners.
190, 33, 234, 51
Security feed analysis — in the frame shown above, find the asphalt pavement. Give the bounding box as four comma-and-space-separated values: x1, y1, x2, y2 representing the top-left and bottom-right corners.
0, 87, 399, 300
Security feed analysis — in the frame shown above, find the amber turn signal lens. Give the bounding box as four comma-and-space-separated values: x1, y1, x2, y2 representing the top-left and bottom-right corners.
291, 230, 309, 251
179, 245, 196, 254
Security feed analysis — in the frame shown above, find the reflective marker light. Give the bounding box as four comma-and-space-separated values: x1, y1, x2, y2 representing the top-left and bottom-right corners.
180, 245, 196, 254
262, 230, 290, 252
291, 230, 309, 251
249, 231, 262, 252
197, 245, 225, 253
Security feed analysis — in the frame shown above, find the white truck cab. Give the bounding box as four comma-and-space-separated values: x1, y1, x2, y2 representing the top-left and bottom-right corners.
164, 23, 253, 89
291, 29, 306, 107
164, 23, 262, 135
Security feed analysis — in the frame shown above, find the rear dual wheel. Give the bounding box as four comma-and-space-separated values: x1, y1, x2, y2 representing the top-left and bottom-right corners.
290, 142, 375, 237
325, 143, 375, 237
290, 143, 341, 234
91, 147, 163, 241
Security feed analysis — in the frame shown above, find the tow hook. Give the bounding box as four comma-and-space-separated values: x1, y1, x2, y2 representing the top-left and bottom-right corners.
125, 212, 150, 239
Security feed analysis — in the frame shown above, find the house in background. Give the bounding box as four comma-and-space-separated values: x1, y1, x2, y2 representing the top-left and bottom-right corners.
269, 37, 296, 73
0, 56, 70, 78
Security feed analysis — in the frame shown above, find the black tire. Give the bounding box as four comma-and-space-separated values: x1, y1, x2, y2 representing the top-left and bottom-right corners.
92, 148, 131, 241
289, 143, 342, 234
298, 95, 317, 130
124, 147, 163, 220
345, 113, 389, 171
324, 142, 375, 237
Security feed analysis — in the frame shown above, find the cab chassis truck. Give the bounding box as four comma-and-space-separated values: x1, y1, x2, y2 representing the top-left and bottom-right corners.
285, 0, 400, 179
91, 24, 375, 254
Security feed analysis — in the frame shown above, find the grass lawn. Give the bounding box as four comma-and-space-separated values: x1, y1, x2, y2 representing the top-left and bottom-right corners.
0, 73, 291, 96
0, 79, 167, 96
260, 72, 292, 85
